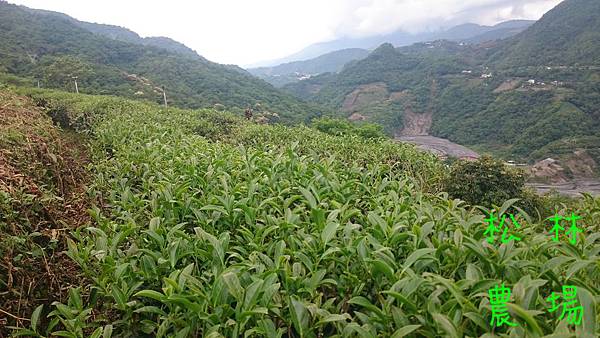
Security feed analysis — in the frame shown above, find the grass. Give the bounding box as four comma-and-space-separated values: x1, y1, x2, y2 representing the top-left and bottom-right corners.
3, 89, 600, 337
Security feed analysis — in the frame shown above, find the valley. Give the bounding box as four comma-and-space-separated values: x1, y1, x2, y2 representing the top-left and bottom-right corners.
394, 97, 600, 196
396, 106, 600, 196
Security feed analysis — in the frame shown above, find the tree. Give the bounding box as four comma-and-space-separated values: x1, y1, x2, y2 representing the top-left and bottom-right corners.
444, 156, 525, 207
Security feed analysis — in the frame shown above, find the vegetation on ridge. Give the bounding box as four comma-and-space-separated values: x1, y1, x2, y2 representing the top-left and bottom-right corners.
0, 1, 324, 123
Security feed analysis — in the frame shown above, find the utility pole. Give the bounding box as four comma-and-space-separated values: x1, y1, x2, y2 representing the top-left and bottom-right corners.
72, 76, 79, 94
162, 86, 168, 109
37, 80, 40, 88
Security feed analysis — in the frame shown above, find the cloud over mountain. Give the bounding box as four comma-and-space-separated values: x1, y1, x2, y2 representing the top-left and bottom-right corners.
328, 0, 562, 37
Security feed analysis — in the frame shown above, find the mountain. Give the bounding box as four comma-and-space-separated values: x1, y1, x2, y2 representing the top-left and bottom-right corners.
247, 48, 369, 87
491, 19, 538, 31
79, 24, 202, 59
433, 23, 489, 40
283, 0, 600, 162
491, 0, 600, 67
251, 20, 534, 68
465, 20, 535, 44
437, 20, 533, 42
20, 6, 203, 59
0, 1, 322, 122
246, 37, 383, 68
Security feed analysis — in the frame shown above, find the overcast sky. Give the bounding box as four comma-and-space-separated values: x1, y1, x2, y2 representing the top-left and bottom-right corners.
10, 0, 563, 66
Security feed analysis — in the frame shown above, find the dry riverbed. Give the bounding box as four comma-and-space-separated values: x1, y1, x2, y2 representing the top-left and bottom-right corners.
396, 135, 600, 197
396, 135, 480, 159
526, 180, 600, 197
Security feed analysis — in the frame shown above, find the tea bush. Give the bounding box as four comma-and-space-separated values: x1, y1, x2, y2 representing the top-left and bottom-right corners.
11, 93, 600, 337
445, 156, 524, 204
311, 117, 386, 140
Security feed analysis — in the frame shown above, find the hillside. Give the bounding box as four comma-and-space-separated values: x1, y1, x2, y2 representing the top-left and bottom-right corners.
492, 0, 600, 67
2, 88, 598, 337
465, 20, 535, 43
284, 0, 600, 163
20, 6, 203, 59
248, 48, 370, 87
0, 1, 322, 122
284, 41, 489, 133
76, 23, 202, 59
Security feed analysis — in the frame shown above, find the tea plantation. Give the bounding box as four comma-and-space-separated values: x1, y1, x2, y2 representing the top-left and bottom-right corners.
3, 90, 599, 337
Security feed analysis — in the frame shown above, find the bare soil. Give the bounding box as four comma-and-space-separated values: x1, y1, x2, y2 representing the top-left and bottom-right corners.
527, 151, 600, 196
342, 82, 388, 112
397, 111, 432, 136
493, 79, 521, 93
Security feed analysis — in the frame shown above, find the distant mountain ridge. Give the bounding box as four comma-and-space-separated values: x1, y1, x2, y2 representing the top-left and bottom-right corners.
248, 48, 370, 87
20, 6, 202, 59
0, 1, 321, 122
251, 20, 534, 68
78, 24, 202, 59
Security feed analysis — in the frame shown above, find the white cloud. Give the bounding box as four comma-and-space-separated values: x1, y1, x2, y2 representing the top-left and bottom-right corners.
331, 0, 563, 36
9, 0, 563, 66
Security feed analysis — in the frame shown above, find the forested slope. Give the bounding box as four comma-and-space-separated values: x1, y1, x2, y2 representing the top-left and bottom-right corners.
0, 1, 323, 122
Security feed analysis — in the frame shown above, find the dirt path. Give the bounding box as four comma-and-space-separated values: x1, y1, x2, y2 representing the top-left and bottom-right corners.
0, 91, 91, 334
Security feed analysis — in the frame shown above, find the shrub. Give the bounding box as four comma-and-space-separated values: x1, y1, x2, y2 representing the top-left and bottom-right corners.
193, 110, 241, 140
445, 156, 526, 207
311, 117, 386, 139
